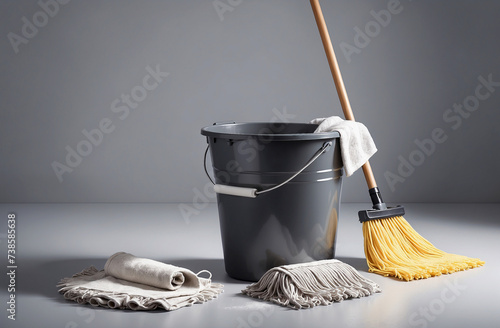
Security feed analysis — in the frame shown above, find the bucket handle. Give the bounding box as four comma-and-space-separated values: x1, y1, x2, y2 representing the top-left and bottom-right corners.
204, 141, 333, 198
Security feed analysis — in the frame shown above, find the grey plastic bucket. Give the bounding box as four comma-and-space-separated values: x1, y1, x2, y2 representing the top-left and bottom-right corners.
201, 122, 343, 281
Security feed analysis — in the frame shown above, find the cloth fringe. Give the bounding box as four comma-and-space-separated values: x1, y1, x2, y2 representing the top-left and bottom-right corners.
57, 266, 223, 311
241, 260, 381, 310
363, 216, 485, 281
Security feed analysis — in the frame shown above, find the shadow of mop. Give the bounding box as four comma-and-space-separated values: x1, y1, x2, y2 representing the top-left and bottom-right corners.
168, 258, 372, 282
336, 256, 370, 273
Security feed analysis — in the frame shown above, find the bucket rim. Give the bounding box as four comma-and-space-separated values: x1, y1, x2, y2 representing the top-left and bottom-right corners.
201, 122, 340, 141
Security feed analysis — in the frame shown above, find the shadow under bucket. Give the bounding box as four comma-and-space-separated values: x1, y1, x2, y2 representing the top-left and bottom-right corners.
201, 122, 343, 281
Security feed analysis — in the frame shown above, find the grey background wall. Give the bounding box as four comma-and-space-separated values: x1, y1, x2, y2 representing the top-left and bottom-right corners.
1, 0, 499, 203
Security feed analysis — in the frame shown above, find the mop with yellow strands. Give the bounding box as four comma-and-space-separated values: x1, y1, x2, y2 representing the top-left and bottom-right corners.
309, 0, 484, 281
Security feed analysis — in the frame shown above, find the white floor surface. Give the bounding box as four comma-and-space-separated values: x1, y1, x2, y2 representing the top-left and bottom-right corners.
0, 203, 498, 328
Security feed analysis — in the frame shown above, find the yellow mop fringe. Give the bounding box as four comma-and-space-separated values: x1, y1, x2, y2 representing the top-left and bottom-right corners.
363, 216, 484, 281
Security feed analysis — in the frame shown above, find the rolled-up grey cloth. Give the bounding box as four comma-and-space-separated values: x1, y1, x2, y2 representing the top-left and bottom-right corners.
104, 252, 198, 291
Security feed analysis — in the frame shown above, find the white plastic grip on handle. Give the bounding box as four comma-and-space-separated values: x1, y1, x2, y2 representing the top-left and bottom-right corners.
213, 184, 257, 198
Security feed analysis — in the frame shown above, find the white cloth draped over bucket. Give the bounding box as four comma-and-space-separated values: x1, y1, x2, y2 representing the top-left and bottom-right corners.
311, 116, 377, 177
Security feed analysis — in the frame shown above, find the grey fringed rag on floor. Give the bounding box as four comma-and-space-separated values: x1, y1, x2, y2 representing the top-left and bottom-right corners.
241, 259, 381, 310
57, 252, 223, 311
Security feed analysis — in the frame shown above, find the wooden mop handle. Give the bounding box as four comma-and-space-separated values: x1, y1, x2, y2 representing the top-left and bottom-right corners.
310, 0, 377, 190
